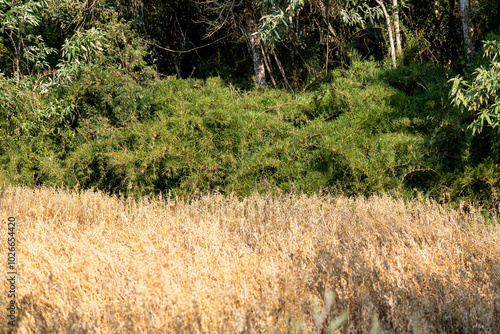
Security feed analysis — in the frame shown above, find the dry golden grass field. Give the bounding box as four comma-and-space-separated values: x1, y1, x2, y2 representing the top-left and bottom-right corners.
1, 185, 500, 333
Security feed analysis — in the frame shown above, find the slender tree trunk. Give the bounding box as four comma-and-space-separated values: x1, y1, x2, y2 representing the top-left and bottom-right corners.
272, 50, 293, 91
392, 0, 402, 55
433, 1, 442, 61
7, 31, 21, 85
326, 35, 329, 72
313, 0, 337, 39
172, 54, 182, 79
243, 0, 265, 87
375, 0, 396, 67
261, 46, 277, 88
459, 0, 473, 62
313, 0, 342, 69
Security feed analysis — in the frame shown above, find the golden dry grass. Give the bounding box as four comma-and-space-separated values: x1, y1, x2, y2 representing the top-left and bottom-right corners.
1, 185, 499, 333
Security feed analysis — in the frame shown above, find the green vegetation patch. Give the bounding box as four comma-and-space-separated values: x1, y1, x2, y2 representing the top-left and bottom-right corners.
0, 60, 449, 200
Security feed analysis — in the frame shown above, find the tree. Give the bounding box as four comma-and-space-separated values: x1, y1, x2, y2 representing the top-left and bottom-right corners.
459, 0, 473, 61
258, 0, 304, 89
193, 0, 304, 88
339, 1, 383, 58
244, 0, 266, 87
195, 0, 267, 86
369, 0, 404, 66
343, 0, 404, 67
392, 0, 402, 56
374, 0, 396, 66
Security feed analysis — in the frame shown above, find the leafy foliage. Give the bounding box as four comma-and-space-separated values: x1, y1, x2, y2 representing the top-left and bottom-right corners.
450, 38, 500, 135
0, 0, 56, 79
58, 27, 105, 77
339, 0, 383, 28
258, 0, 304, 47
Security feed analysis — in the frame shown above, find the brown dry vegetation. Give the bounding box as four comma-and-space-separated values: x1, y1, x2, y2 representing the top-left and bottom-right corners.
1, 186, 500, 333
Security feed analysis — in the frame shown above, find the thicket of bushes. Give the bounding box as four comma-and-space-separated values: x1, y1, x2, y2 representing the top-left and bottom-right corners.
1, 47, 499, 208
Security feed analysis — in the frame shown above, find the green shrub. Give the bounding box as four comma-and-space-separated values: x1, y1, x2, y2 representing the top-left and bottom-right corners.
1, 57, 499, 208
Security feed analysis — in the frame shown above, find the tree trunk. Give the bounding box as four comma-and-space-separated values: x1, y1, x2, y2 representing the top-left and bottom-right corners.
375, 0, 396, 67
243, 0, 266, 87
459, 0, 473, 62
261, 46, 277, 88
313, 0, 337, 39
392, 0, 402, 55
172, 54, 182, 79
313, 0, 346, 68
272, 50, 293, 91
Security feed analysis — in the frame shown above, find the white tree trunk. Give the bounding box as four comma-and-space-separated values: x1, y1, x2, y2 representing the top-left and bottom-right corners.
375, 0, 396, 67
393, 0, 402, 56
459, 0, 473, 61
244, 1, 266, 87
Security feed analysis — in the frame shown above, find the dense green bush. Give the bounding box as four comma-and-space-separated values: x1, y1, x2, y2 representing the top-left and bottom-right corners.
1, 56, 499, 208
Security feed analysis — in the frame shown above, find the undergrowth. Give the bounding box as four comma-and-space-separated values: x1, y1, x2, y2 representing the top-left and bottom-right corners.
0, 59, 499, 208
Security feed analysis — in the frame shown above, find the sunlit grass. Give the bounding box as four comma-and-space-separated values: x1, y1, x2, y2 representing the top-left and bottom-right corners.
1, 185, 499, 333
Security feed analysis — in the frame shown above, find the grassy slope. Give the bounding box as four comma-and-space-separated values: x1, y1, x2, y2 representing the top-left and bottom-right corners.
1, 186, 499, 333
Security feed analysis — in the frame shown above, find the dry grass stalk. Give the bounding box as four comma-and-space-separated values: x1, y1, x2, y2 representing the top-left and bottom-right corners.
0, 185, 499, 333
